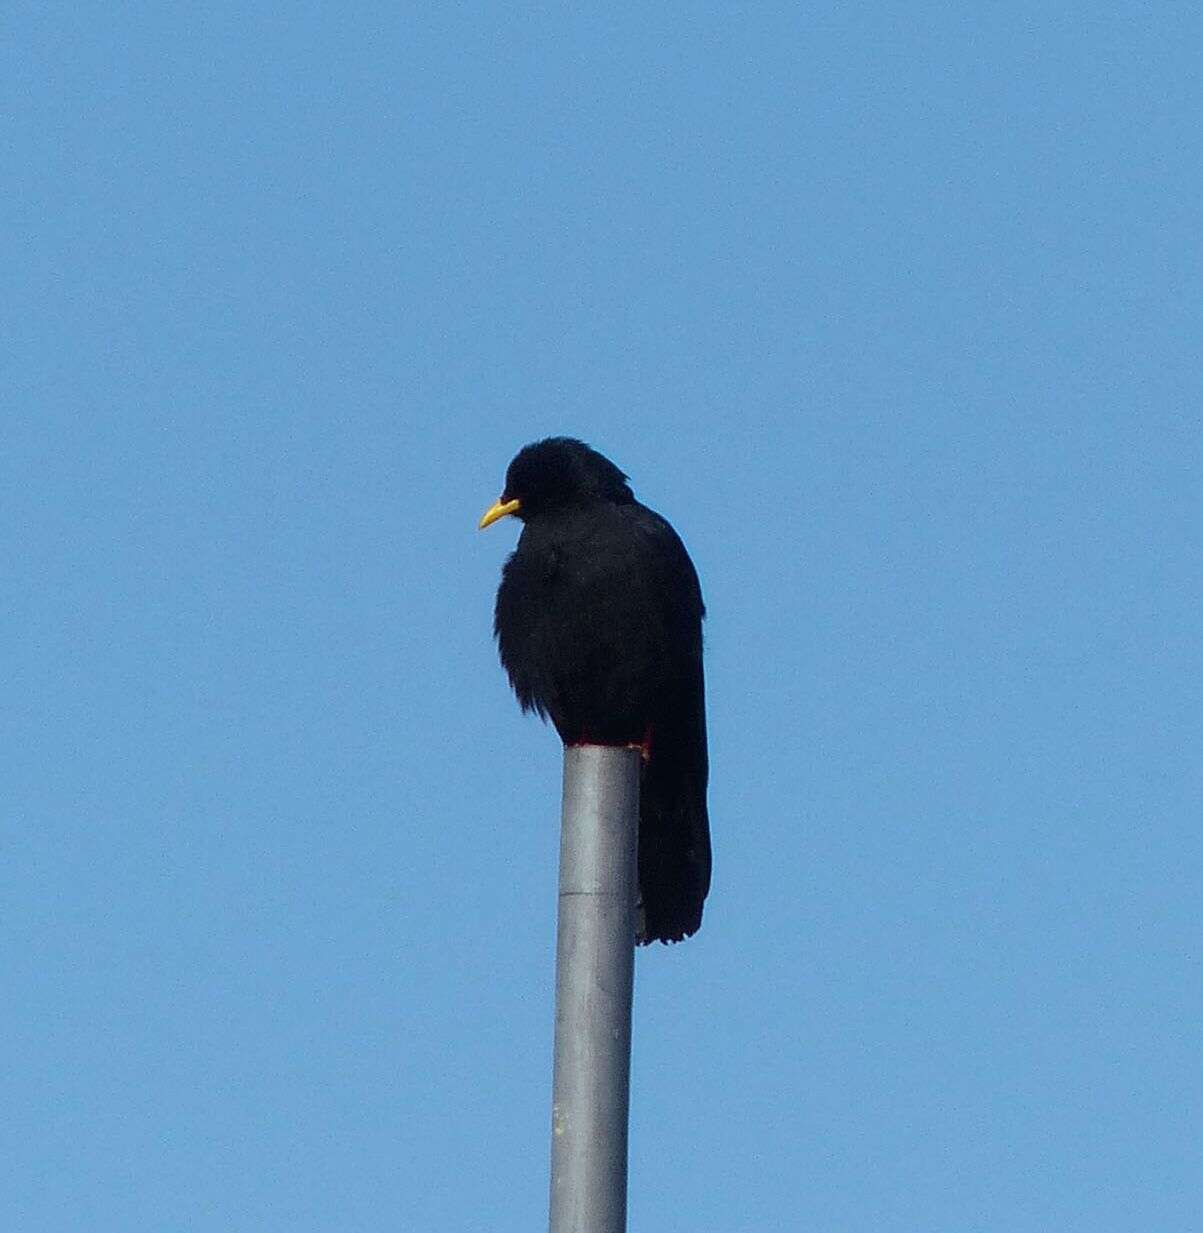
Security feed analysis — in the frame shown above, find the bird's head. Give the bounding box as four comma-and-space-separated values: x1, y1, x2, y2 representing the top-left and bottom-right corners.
479, 437, 634, 528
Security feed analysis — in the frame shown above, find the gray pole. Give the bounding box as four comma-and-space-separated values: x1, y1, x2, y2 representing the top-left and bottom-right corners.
549, 744, 640, 1233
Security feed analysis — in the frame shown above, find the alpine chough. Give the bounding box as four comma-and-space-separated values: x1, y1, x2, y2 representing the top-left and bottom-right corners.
480, 437, 711, 944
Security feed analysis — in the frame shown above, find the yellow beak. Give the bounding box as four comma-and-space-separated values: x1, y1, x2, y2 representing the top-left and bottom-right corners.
478, 497, 522, 529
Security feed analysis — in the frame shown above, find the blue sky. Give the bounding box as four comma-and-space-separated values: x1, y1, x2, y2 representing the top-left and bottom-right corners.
5, 5, 1201, 1229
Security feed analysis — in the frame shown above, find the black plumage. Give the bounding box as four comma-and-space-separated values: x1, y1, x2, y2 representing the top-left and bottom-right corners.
480, 437, 711, 944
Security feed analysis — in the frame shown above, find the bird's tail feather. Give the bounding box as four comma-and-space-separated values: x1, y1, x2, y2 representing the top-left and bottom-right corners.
636, 758, 711, 945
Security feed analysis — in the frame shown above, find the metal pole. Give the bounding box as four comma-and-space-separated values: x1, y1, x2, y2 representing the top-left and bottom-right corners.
549, 744, 640, 1233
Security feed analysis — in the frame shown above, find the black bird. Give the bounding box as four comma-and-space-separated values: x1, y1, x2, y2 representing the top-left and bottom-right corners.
480, 437, 711, 944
